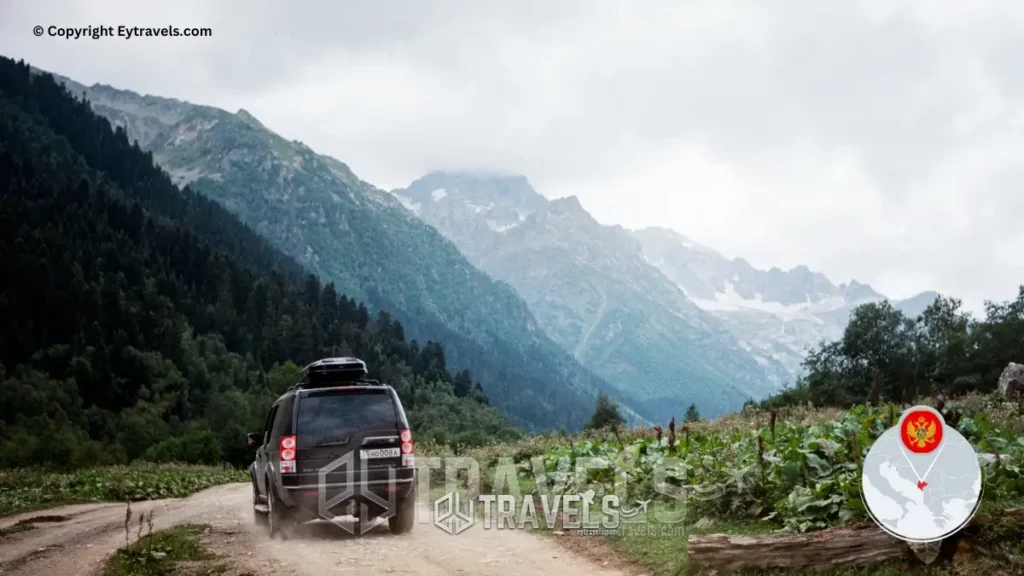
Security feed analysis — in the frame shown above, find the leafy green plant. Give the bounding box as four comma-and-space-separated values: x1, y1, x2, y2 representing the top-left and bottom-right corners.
465, 402, 1024, 533
0, 464, 247, 516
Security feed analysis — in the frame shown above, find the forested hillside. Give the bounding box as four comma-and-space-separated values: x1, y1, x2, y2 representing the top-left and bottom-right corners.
761, 291, 1024, 407
0, 57, 520, 469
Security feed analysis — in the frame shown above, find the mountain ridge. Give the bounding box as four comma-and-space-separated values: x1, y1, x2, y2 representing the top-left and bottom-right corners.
394, 172, 788, 420
630, 225, 937, 382
394, 172, 940, 396
0, 56, 520, 468
43, 70, 647, 431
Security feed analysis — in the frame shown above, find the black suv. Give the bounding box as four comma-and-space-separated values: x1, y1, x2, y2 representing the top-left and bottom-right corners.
247, 357, 416, 538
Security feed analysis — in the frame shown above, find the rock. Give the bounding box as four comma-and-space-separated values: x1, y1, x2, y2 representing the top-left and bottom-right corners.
908, 541, 939, 564
997, 363, 1024, 398
693, 517, 715, 530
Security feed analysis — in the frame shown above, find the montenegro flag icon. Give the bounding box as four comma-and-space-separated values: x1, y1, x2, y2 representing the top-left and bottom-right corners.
902, 409, 943, 454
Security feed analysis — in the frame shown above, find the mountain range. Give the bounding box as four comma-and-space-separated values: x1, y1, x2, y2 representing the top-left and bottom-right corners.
631, 227, 937, 381
45, 72, 645, 431
392, 172, 939, 412
393, 173, 783, 419
47, 68, 938, 425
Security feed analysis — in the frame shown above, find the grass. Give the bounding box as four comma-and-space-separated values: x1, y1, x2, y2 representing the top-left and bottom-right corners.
0, 463, 248, 517
103, 524, 225, 576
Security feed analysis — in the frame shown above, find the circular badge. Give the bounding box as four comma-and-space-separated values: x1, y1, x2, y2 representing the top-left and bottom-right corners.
901, 409, 943, 454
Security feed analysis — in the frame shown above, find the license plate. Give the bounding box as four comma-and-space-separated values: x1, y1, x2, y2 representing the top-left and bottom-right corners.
360, 447, 400, 459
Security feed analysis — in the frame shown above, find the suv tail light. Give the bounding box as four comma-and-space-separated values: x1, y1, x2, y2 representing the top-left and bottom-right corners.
400, 429, 414, 467
280, 435, 296, 474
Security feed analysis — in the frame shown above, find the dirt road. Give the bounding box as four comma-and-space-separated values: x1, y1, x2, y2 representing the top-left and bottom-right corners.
0, 483, 639, 575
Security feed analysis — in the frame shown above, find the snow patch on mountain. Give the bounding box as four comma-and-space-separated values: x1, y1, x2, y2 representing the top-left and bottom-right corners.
632, 226, 933, 385
431, 188, 448, 201
690, 282, 845, 323
487, 220, 519, 232
466, 201, 493, 214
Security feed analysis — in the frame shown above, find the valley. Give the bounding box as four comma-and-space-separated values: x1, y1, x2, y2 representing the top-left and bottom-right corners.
1, 55, 1022, 576
41, 71, 642, 431
41, 70, 940, 423
392, 172, 938, 418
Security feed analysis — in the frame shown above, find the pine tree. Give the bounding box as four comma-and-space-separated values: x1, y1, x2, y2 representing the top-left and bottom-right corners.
684, 403, 701, 423
584, 393, 625, 431
453, 369, 473, 397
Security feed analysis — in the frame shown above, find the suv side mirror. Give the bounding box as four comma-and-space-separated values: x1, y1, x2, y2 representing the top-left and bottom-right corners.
246, 432, 260, 447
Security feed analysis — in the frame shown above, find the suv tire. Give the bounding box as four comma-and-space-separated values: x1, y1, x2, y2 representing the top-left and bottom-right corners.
252, 479, 267, 526
388, 497, 415, 534
266, 480, 289, 539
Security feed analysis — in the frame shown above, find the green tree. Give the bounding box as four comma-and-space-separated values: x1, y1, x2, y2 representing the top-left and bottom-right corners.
684, 403, 701, 423
584, 393, 625, 431
762, 287, 1024, 408
452, 369, 473, 397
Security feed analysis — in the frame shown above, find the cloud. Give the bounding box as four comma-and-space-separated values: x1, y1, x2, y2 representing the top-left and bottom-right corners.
2, 0, 1022, 314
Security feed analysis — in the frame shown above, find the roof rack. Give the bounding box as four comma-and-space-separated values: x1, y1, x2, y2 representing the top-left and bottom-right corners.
287, 378, 386, 392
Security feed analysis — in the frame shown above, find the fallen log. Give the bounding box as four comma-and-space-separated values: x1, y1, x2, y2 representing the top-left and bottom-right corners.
687, 509, 1024, 572
687, 523, 908, 572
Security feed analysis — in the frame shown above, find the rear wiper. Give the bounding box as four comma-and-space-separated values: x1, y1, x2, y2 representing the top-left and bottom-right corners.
315, 439, 351, 447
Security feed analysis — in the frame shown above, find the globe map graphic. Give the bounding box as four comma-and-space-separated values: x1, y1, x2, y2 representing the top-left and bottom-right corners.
861, 406, 982, 543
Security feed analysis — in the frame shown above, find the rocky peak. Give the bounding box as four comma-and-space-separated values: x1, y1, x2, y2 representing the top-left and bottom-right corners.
546, 195, 586, 215
839, 279, 885, 303
235, 108, 265, 129
789, 264, 812, 277
399, 170, 546, 210
893, 291, 940, 318
528, 194, 610, 235
731, 257, 756, 273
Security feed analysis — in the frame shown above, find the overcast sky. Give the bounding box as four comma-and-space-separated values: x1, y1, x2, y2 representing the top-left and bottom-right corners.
2, 0, 1022, 314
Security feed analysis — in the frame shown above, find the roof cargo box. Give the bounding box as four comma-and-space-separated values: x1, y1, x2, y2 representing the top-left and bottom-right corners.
299, 357, 368, 388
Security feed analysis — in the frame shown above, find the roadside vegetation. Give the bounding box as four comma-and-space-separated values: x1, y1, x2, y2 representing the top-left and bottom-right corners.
445, 395, 1023, 527
426, 395, 1023, 575
0, 464, 247, 516
103, 523, 224, 576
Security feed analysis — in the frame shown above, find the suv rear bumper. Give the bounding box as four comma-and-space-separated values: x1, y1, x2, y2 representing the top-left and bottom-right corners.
278, 476, 416, 521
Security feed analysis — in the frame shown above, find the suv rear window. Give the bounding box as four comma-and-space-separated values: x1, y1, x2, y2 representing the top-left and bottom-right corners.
296, 390, 398, 448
